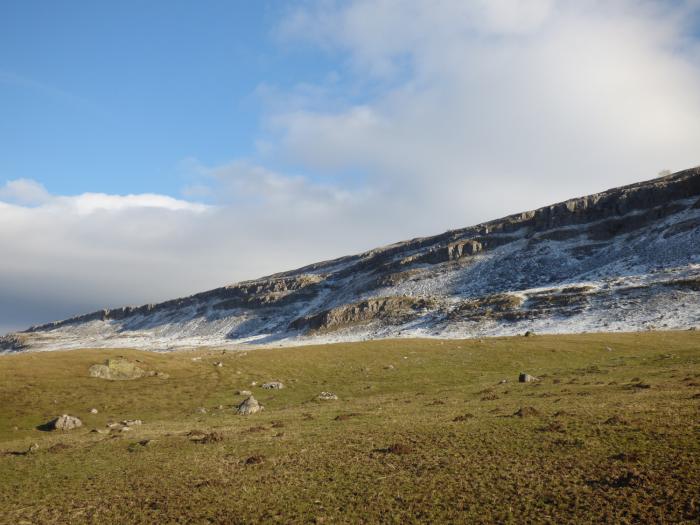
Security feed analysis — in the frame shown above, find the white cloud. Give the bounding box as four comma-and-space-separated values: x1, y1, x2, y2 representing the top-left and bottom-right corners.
0, 178, 51, 206
273, 0, 700, 227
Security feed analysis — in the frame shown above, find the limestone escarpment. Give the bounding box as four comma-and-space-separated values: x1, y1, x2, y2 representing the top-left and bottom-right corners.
3, 167, 699, 352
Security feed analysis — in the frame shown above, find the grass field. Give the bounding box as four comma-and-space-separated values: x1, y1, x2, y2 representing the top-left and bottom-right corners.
1, 332, 699, 524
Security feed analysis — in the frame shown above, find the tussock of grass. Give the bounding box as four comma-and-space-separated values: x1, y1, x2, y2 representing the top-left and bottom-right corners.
0, 331, 698, 523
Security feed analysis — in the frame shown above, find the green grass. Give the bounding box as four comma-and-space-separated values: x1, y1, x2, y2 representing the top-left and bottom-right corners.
1, 331, 699, 524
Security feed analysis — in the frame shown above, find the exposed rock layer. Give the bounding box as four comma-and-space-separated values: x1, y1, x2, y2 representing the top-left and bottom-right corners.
2, 167, 699, 351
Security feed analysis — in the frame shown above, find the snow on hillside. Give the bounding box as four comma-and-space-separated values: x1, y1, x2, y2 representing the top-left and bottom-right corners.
2, 168, 699, 352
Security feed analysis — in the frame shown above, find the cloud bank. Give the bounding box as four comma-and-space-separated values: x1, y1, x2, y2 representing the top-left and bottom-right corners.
2, 0, 700, 333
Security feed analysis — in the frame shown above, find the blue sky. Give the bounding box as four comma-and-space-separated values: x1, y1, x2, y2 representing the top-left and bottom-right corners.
1, 0, 699, 334
1, 1, 334, 196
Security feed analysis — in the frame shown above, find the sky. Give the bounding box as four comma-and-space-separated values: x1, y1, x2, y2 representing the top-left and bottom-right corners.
1, 0, 700, 334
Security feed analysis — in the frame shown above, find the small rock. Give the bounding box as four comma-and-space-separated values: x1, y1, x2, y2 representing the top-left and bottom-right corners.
250, 381, 258, 386
27, 443, 39, 453
90, 428, 105, 434
318, 392, 338, 401
519, 372, 538, 383
236, 390, 252, 396
195, 407, 208, 414
214, 361, 223, 368
120, 426, 132, 432
237, 396, 263, 415
49, 414, 83, 431
217, 404, 224, 410
498, 379, 507, 384
121, 419, 142, 426
384, 365, 395, 370
261, 381, 284, 390
89, 408, 98, 414
524, 331, 534, 337
191, 357, 202, 361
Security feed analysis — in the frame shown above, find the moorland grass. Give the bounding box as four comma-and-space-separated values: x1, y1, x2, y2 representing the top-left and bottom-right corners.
0, 331, 698, 523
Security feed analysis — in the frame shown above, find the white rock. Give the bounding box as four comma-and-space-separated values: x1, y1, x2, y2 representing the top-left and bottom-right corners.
51, 414, 82, 431
237, 396, 263, 415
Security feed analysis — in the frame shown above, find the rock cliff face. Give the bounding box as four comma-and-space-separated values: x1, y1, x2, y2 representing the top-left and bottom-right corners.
3, 167, 700, 352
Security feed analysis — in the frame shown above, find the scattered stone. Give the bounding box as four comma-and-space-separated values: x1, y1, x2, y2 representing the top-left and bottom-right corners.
498, 379, 507, 384
236, 390, 252, 396
121, 419, 142, 426
195, 407, 208, 414
216, 404, 224, 410
213, 361, 224, 368
88, 357, 146, 380
191, 357, 202, 361
250, 381, 258, 386
237, 396, 263, 415
48, 414, 83, 431
261, 381, 284, 390
89, 408, 98, 414
519, 372, 539, 383
384, 365, 395, 370
27, 443, 39, 454
513, 406, 540, 417
317, 392, 338, 401
90, 428, 105, 434
120, 426, 132, 432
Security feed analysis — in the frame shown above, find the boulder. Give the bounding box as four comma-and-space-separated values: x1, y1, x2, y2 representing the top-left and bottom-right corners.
237, 396, 263, 415
318, 392, 338, 401
49, 414, 83, 431
261, 381, 284, 390
88, 357, 146, 380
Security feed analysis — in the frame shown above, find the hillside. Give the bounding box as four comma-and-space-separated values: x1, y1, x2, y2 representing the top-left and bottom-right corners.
3, 167, 700, 352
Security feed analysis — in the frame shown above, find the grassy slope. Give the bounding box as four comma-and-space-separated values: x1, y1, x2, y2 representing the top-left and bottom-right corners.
0, 332, 698, 524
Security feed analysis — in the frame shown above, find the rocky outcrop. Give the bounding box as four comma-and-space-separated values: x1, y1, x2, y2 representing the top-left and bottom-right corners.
290, 296, 440, 332
88, 357, 146, 380
0, 333, 28, 351
5, 167, 700, 350
450, 294, 525, 321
